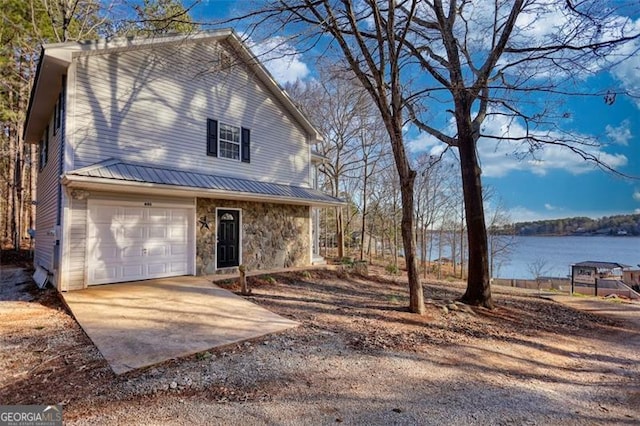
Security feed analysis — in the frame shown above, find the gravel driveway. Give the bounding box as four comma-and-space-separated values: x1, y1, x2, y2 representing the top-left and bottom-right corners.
2, 267, 639, 425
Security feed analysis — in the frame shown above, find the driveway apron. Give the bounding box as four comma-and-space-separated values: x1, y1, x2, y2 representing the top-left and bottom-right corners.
62, 276, 298, 374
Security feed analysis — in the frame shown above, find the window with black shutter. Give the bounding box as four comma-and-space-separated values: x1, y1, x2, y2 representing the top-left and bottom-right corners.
39, 126, 49, 172
241, 127, 250, 163
55, 91, 62, 132
207, 119, 218, 157
208, 119, 250, 163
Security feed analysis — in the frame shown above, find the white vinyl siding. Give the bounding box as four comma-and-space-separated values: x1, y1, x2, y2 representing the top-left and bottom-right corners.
35, 116, 61, 278
70, 41, 310, 186
65, 197, 87, 291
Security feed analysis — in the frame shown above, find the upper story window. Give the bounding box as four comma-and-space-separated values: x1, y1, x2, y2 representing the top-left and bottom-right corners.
312, 164, 318, 189
219, 123, 240, 160
54, 91, 63, 133
206, 119, 251, 163
39, 125, 49, 172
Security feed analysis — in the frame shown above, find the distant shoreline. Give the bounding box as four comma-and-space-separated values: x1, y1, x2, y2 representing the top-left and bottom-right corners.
498, 233, 639, 237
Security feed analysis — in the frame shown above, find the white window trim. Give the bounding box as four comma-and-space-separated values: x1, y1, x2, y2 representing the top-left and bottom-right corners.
218, 122, 241, 161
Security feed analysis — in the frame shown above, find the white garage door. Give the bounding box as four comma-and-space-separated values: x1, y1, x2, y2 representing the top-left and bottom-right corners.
87, 203, 192, 285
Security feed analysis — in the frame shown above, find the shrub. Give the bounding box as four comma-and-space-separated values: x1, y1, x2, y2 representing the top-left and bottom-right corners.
385, 263, 399, 275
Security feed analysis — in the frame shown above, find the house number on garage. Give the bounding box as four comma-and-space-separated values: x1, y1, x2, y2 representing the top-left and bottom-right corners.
144, 202, 152, 206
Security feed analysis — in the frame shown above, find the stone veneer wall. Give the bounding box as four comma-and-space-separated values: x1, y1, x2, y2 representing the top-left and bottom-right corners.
196, 199, 310, 275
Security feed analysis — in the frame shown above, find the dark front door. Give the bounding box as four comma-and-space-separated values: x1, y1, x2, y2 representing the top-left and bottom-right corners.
217, 209, 240, 268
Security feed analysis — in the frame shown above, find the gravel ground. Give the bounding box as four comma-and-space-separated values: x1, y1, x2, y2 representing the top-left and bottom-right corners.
1, 266, 639, 425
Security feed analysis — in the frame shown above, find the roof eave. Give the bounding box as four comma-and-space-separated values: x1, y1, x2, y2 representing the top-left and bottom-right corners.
23, 49, 70, 144
62, 174, 344, 207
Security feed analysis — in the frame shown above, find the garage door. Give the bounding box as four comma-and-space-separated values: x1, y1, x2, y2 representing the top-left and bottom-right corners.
87, 203, 192, 285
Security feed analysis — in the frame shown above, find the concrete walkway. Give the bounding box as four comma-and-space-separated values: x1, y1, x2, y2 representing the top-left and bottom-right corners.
62, 276, 298, 375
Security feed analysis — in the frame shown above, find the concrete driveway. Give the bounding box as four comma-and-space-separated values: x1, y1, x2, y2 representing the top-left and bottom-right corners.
62, 276, 298, 375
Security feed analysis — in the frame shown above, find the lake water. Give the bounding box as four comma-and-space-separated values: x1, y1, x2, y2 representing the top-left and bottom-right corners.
494, 236, 640, 279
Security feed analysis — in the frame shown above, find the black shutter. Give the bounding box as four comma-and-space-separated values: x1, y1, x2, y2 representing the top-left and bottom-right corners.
241, 127, 250, 163
207, 119, 218, 157
53, 102, 58, 135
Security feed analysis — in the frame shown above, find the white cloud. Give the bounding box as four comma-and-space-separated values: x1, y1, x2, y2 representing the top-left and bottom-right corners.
609, 18, 640, 108
476, 112, 628, 178
407, 132, 441, 153
633, 190, 640, 202
408, 109, 629, 178
544, 203, 558, 211
606, 120, 633, 146
507, 206, 572, 222
636, 208, 640, 214
247, 37, 310, 85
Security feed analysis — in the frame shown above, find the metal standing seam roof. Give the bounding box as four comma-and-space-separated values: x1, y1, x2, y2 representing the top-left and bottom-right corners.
67, 160, 343, 204
572, 261, 631, 269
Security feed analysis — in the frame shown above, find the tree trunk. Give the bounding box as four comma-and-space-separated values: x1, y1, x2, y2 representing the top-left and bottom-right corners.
359, 163, 368, 261
392, 196, 398, 268
460, 210, 465, 279
451, 228, 457, 277
437, 226, 443, 280
458, 131, 493, 308
421, 218, 427, 279
399, 173, 423, 314
336, 206, 344, 259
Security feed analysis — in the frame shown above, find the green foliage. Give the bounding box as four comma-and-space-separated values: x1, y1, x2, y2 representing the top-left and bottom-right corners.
130, 0, 198, 35
385, 263, 399, 275
264, 275, 277, 284
498, 214, 640, 236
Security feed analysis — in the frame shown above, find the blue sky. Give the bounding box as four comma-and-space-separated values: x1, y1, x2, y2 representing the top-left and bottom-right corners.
192, 1, 640, 222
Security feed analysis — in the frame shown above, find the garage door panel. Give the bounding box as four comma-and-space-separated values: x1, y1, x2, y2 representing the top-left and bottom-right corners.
122, 264, 145, 278
122, 246, 145, 258
92, 206, 119, 223
89, 223, 117, 239
149, 210, 170, 221
170, 262, 188, 273
123, 227, 145, 239
171, 209, 188, 219
93, 245, 119, 261
123, 208, 145, 220
87, 204, 193, 285
147, 245, 168, 257
148, 226, 168, 239
171, 245, 187, 256
93, 265, 119, 281
168, 227, 186, 240
147, 263, 168, 274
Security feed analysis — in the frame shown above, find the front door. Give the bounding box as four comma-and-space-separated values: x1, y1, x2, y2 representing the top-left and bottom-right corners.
217, 209, 240, 268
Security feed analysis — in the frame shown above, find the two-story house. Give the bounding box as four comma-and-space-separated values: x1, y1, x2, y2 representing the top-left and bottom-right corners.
24, 29, 341, 291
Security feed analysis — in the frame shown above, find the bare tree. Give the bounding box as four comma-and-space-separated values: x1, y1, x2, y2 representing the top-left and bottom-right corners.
484, 188, 516, 279
221, 0, 638, 310
355, 113, 386, 262
403, 0, 638, 307
234, 0, 426, 313
285, 70, 367, 259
